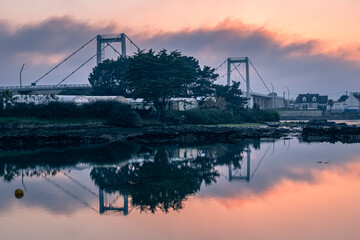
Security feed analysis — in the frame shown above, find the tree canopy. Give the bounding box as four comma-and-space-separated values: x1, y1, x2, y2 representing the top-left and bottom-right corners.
125, 49, 200, 120
189, 65, 218, 102
88, 58, 128, 96
214, 81, 248, 111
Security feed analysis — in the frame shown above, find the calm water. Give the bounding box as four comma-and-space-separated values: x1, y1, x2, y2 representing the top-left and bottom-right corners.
1, 138, 360, 240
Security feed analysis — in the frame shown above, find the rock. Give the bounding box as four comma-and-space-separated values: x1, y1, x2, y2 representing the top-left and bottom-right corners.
302, 120, 360, 143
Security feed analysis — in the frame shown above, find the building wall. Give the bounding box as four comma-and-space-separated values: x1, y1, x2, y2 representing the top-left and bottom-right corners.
344, 93, 360, 110
252, 95, 285, 109
278, 110, 323, 118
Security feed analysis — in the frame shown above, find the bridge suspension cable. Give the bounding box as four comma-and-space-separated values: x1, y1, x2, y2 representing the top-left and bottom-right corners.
56, 33, 130, 86
215, 59, 228, 71
44, 177, 98, 213
249, 59, 271, 93
107, 43, 121, 56
33, 33, 142, 86
125, 34, 142, 52
218, 63, 240, 79
232, 63, 254, 94
32, 36, 97, 85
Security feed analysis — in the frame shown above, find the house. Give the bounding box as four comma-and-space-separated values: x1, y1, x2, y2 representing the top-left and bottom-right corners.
295, 93, 328, 110
327, 93, 360, 113
329, 101, 345, 113
343, 92, 360, 113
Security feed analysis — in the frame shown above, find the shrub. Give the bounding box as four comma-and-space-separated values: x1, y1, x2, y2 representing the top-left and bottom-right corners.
79, 101, 120, 118
107, 104, 142, 127
184, 108, 235, 125
163, 110, 186, 125
242, 109, 280, 122
38, 102, 78, 119
0, 100, 144, 126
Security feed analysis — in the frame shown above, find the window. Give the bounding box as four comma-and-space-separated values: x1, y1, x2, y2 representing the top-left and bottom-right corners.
312, 97, 317, 102
302, 97, 306, 102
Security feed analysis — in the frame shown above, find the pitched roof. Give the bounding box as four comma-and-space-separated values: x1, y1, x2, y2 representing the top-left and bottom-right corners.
318, 96, 328, 104
295, 94, 318, 103
295, 93, 328, 104
353, 92, 360, 101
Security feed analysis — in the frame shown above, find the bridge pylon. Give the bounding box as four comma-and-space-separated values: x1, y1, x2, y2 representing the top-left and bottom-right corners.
227, 57, 251, 107
96, 33, 126, 65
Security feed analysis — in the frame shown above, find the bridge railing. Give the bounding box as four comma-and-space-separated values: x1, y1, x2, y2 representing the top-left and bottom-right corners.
0, 84, 92, 91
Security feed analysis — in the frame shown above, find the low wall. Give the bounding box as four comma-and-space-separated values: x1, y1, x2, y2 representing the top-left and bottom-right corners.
278, 110, 323, 119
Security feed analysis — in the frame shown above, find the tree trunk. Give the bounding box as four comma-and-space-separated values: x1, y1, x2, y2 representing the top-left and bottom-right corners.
154, 98, 170, 122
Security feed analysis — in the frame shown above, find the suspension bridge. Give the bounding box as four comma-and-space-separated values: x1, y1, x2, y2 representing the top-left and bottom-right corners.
0, 32, 287, 109
214, 57, 288, 109
0, 33, 141, 94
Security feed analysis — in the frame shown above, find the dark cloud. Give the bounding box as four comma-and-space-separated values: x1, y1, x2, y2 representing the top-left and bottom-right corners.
0, 17, 116, 86
137, 22, 360, 98
0, 17, 359, 99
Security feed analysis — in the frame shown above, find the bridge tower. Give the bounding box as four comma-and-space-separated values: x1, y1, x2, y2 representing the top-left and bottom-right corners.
96, 33, 126, 65
227, 57, 251, 107
99, 188, 128, 215
228, 145, 251, 182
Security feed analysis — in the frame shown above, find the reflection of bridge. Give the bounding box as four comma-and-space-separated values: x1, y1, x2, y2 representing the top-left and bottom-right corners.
35, 143, 274, 215
99, 188, 128, 215
227, 143, 272, 182
43, 170, 129, 216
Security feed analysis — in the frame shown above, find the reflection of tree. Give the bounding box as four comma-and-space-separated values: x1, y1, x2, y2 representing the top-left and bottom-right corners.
0, 166, 58, 183
0, 143, 138, 182
197, 141, 254, 169
91, 148, 219, 213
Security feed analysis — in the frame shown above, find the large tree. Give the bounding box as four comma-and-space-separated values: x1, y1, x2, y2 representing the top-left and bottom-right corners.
88, 58, 128, 96
189, 65, 219, 104
214, 81, 248, 111
125, 49, 199, 121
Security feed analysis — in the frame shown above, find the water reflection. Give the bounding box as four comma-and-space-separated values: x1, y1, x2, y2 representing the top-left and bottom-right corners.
3, 139, 360, 240
1, 138, 360, 217
0, 141, 261, 215
92, 147, 219, 214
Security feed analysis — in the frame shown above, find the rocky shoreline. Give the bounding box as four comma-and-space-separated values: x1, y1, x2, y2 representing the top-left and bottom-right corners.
0, 122, 300, 150
2, 120, 360, 150
302, 120, 360, 143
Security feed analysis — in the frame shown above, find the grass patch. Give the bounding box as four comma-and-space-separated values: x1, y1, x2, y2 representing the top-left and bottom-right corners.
197, 123, 266, 127
0, 117, 105, 125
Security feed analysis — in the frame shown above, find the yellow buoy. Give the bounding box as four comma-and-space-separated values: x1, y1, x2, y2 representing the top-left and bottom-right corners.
15, 188, 24, 199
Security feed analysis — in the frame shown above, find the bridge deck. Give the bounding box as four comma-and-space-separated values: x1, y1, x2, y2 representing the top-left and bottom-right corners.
0, 84, 93, 92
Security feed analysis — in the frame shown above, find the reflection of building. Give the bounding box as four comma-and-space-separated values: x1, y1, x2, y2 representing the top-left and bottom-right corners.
171, 148, 199, 160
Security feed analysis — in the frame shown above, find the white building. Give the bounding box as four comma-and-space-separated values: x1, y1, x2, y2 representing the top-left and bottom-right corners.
328, 92, 360, 113
343, 92, 360, 112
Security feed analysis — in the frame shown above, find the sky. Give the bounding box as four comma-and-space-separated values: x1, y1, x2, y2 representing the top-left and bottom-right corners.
1, 0, 360, 99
